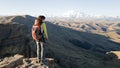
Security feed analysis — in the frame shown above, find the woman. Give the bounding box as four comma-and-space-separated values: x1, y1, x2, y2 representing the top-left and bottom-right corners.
32, 15, 48, 64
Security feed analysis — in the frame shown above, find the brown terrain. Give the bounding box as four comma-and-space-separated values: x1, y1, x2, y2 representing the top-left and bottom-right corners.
0, 15, 120, 68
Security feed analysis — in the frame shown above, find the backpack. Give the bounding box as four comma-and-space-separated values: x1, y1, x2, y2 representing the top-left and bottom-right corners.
32, 25, 43, 41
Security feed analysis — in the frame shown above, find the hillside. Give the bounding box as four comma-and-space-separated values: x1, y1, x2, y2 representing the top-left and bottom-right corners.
0, 15, 120, 68
48, 17, 120, 43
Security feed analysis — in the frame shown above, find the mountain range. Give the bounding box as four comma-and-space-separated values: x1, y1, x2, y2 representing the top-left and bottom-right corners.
49, 10, 120, 22
0, 15, 120, 68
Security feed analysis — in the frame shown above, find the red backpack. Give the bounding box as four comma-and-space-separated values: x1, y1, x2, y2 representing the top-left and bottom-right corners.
32, 25, 41, 41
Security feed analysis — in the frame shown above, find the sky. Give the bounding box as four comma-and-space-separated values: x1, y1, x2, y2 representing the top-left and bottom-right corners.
0, 0, 120, 17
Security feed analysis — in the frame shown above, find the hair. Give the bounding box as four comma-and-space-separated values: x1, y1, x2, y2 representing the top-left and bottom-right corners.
38, 15, 46, 20
34, 15, 46, 26
35, 15, 45, 25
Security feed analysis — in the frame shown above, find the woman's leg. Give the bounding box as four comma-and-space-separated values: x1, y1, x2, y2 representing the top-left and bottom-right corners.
40, 42, 44, 63
36, 41, 40, 62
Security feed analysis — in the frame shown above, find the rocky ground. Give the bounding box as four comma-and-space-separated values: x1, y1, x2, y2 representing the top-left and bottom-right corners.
0, 54, 55, 68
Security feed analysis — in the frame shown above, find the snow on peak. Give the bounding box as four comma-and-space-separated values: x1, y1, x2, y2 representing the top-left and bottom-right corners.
62, 10, 87, 18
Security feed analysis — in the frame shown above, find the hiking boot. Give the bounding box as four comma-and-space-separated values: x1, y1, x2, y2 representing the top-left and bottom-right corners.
36, 59, 40, 63
40, 61, 44, 66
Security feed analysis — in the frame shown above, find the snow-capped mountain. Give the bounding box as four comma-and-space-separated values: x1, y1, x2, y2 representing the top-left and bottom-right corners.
62, 10, 88, 18
57, 10, 120, 21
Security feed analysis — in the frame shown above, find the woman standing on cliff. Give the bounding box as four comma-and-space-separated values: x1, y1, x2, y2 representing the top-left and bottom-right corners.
32, 15, 48, 65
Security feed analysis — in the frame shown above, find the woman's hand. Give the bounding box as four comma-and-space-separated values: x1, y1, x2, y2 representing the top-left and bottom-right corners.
46, 37, 48, 40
